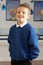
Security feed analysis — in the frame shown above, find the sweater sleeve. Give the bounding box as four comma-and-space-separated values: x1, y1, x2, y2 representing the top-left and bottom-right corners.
28, 27, 40, 60
8, 27, 12, 44
7, 27, 13, 52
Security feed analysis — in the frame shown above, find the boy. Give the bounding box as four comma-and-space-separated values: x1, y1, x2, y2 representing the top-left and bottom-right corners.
8, 3, 40, 65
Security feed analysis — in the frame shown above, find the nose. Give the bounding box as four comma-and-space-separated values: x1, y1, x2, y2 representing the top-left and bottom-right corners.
19, 12, 22, 15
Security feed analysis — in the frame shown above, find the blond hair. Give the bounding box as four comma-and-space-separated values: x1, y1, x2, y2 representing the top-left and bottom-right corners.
18, 3, 30, 11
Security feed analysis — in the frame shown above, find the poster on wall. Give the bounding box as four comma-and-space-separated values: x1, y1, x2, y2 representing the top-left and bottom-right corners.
6, 0, 20, 21
36, 28, 43, 40
0, 0, 20, 40
31, 0, 43, 3
34, 1, 43, 21
0, 27, 9, 40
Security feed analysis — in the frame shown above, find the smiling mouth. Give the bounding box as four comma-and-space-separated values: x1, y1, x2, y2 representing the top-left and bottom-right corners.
18, 16, 24, 18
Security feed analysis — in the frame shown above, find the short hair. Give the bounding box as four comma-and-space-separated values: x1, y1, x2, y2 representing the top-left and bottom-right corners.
18, 3, 30, 11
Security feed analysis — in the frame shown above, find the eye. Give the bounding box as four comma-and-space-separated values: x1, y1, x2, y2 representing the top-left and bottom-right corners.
17, 11, 20, 13
23, 12, 25, 14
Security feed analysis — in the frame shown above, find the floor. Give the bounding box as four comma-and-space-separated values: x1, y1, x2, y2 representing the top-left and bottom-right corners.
0, 60, 43, 65
32, 60, 43, 65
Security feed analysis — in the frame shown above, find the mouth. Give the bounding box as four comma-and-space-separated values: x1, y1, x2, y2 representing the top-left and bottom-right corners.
18, 16, 24, 18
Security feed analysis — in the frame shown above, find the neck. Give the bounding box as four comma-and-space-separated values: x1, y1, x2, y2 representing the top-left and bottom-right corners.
17, 21, 24, 25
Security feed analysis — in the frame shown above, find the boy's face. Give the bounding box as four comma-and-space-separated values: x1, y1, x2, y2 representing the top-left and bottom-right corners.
16, 7, 30, 23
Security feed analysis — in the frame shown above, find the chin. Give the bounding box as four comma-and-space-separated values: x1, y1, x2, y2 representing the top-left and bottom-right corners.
18, 19, 23, 21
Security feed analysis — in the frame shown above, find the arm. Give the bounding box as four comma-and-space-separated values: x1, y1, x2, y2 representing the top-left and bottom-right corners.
28, 27, 40, 60
8, 27, 12, 44
7, 27, 13, 52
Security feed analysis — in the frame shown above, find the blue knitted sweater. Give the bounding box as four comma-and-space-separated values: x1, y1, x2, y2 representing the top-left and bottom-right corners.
8, 23, 39, 61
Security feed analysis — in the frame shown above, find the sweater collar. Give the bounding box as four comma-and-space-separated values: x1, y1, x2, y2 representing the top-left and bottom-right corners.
16, 21, 27, 28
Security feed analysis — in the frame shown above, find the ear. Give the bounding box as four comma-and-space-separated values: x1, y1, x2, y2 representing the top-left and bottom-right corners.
28, 12, 30, 19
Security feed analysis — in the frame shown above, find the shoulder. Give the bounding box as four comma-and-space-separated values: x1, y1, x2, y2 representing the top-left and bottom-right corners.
9, 24, 16, 33
26, 23, 35, 32
27, 23, 37, 38
10, 24, 16, 30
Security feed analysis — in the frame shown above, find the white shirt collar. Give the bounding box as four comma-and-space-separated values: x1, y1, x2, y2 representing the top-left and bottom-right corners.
16, 21, 27, 27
